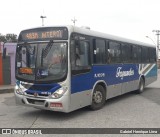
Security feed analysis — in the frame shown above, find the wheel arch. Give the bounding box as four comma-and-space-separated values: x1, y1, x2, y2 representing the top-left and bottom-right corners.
91, 80, 107, 103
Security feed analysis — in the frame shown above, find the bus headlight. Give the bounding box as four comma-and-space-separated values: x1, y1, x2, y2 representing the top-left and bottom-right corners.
50, 86, 68, 99
15, 85, 25, 95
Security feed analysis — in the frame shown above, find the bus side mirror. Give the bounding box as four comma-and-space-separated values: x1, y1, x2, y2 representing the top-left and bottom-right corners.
3, 47, 6, 59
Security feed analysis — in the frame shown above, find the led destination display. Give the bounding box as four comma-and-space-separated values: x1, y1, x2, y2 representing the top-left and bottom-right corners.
18, 27, 68, 42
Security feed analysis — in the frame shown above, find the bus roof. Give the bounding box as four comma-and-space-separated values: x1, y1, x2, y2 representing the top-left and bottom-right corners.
19, 25, 155, 48
67, 25, 155, 48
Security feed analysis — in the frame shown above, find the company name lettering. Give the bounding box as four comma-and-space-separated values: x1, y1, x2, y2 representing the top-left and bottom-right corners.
116, 67, 134, 79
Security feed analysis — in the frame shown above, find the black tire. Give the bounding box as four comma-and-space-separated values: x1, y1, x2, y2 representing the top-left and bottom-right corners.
90, 85, 106, 110
136, 77, 145, 94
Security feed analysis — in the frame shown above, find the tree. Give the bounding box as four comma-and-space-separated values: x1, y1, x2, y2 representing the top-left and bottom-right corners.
6, 34, 17, 42
0, 33, 17, 42
0, 33, 6, 42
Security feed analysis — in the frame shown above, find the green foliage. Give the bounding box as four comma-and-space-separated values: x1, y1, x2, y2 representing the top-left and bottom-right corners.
0, 33, 6, 42
0, 33, 17, 42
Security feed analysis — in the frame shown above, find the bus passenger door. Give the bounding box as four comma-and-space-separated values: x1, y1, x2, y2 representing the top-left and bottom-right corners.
70, 39, 92, 110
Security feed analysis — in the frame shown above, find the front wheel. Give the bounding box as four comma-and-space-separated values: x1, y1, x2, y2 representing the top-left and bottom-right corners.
90, 85, 106, 110
136, 77, 145, 94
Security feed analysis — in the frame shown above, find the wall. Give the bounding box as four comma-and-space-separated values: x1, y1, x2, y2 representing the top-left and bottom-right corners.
0, 43, 16, 85
0, 43, 3, 85
4, 43, 16, 85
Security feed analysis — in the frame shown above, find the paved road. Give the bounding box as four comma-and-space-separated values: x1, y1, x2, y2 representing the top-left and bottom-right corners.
0, 71, 160, 137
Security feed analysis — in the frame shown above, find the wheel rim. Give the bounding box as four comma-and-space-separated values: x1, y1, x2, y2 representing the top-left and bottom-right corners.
93, 90, 103, 104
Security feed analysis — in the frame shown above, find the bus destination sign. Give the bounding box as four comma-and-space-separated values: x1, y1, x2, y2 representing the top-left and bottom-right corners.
18, 27, 68, 42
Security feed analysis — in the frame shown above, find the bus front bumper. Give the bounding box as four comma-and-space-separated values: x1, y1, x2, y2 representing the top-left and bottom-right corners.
14, 91, 69, 113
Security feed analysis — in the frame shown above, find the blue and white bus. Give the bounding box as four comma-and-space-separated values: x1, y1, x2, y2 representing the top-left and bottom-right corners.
15, 26, 157, 112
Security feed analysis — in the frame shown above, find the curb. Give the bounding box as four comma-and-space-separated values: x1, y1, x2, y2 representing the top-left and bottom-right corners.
0, 88, 14, 94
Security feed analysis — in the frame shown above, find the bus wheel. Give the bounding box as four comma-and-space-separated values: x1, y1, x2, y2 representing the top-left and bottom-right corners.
136, 77, 145, 94
90, 85, 106, 110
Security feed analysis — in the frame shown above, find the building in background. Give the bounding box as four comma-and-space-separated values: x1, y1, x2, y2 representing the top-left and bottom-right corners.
0, 43, 3, 85
0, 42, 16, 85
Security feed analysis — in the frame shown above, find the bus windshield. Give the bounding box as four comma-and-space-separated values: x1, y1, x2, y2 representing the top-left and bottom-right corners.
16, 42, 67, 83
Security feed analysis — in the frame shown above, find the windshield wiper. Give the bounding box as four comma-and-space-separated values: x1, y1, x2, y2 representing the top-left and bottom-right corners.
41, 40, 54, 67
42, 40, 53, 58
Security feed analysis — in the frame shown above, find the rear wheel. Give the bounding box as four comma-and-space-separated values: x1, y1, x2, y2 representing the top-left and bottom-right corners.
90, 85, 106, 110
136, 77, 145, 94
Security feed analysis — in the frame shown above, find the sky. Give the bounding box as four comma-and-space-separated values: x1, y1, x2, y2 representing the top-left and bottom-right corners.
1, 0, 160, 45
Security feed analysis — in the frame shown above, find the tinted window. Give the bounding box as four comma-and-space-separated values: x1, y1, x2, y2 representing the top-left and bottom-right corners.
132, 45, 137, 62
142, 47, 149, 63
137, 46, 142, 63
121, 44, 131, 63
93, 39, 106, 64
108, 41, 121, 63
71, 40, 90, 70
77, 41, 90, 66
149, 47, 156, 63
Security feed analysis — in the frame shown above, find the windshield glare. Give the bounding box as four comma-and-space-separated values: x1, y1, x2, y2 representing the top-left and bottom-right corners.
16, 42, 67, 83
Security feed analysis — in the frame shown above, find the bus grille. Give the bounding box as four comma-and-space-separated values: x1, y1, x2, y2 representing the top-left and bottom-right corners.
27, 98, 45, 105
26, 92, 49, 97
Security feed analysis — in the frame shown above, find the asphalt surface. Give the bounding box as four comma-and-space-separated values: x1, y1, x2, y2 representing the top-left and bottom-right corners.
0, 70, 160, 137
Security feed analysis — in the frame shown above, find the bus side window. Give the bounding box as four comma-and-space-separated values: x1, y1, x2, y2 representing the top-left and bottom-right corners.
93, 39, 106, 64
132, 45, 138, 63
121, 44, 132, 63
142, 46, 149, 63
77, 41, 90, 67
71, 40, 90, 72
107, 49, 112, 63
75, 47, 81, 66
149, 47, 156, 63
109, 41, 121, 63
137, 46, 142, 63
70, 40, 76, 68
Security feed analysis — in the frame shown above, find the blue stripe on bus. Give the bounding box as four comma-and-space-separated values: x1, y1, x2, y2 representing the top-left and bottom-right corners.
71, 64, 156, 93
25, 83, 61, 94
